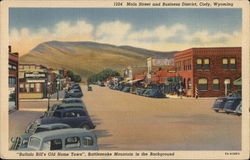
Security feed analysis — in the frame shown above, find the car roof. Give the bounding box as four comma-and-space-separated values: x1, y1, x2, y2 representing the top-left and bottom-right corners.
37, 123, 71, 129
55, 107, 86, 112
63, 98, 82, 101
30, 128, 94, 139
58, 103, 84, 107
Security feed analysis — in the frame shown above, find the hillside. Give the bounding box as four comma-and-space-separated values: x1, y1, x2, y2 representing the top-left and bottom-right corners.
20, 41, 176, 80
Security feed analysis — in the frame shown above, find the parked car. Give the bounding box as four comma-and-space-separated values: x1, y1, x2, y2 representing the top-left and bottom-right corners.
121, 86, 131, 92
43, 103, 87, 117
136, 88, 147, 95
223, 98, 242, 114
65, 88, 83, 98
62, 98, 83, 104
68, 84, 81, 91
22, 128, 98, 151
10, 123, 71, 150
36, 108, 95, 130
88, 86, 92, 91
212, 97, 228, 112
143, 89, 165, 98
98, 82, 105, 87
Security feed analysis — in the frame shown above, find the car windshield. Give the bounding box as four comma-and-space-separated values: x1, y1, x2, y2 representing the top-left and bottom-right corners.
29, 137, 41, 149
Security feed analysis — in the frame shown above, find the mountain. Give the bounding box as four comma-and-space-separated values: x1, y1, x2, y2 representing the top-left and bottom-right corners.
20, 41, 177, 80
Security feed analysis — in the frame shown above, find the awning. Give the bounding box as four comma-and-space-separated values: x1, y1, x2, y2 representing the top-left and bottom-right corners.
128, 79, 143, 84
233, 77, 241, 85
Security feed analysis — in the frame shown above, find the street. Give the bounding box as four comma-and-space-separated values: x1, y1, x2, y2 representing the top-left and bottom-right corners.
9, 84, 241, 150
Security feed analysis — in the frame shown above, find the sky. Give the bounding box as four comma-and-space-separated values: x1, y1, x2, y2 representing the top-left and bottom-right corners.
9, 8, 242, 56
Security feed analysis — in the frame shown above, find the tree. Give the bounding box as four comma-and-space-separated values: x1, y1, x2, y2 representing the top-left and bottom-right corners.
88, 68, 120, 84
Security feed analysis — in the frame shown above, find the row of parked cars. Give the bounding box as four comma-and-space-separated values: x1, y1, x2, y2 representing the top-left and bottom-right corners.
109, 84, 166, 98
212, 94, 242, 116
10, 84, 98, 151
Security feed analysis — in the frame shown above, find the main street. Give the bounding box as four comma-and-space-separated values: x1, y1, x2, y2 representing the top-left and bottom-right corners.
82, 85, 241, 150
9, 84, 241, 150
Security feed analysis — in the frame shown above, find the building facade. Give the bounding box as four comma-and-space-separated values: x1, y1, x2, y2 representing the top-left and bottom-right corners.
9, 46, 19, 110
19, 64, 48, 99
174, 47, 241, 97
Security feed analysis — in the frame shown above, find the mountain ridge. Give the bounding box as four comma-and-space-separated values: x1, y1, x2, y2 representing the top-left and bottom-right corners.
20, 41, 177, 81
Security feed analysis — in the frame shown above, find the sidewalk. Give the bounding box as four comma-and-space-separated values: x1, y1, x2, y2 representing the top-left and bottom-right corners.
19, 90, 65, 102
165, 94, 217, 100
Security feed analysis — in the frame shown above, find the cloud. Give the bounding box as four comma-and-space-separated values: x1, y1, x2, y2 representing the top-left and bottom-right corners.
9, 20, 241, 56
184, 30, 241, 46
128, 24, 187, 41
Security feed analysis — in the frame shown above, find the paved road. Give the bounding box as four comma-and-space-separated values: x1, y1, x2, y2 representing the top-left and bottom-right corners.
9, 84, 241, 150
82, 85, 241, 150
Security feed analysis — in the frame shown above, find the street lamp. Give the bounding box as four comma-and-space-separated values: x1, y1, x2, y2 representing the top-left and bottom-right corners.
47, 81, 51, 111
57, 80, 60, 100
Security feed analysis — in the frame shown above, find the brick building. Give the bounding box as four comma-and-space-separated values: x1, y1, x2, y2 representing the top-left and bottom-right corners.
8, 46, 19, 110
174, 47, 241, 97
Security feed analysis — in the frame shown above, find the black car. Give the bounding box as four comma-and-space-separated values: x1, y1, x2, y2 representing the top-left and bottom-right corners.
223, 97, 242, 114
36, 108, 95, 130
122, 86, 131, 92
62, 98, 83, 104
65, 89, 83, 98
136, 88, 147, 95
43, 103, 87, 117
143, 89, 165, 98
212, 97, 228, 112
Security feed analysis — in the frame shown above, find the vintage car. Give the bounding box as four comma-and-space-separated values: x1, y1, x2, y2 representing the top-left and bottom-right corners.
36, 108, 95, 130
212, 97, 228, 112
43, 103, 86, 117
62, 98, 83, 104
223, 97, 242, 114
68, 84, 82, 91
143, 89, 165, 98
65, 88, 83, 98
23, 128, 98, 151
10, 123, 71, 150
136, 88, 147, 95
87, 86, 93, 91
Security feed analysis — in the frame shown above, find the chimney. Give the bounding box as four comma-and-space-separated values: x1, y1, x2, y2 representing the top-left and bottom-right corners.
8, 46, 11, 53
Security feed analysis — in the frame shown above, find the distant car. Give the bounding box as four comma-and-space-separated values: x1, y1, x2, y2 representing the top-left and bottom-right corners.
62, 98, 83, 104
43, 103, 87, 117
98, 83, 105, 87
68, 84, 81, 91
136, 88, 147, 95
223, 98, 242, 114
10, 123, 71, 150
121, 86, 131, 92
212, 97, 228, 112
65, 89, 83, 98
36, 108, 95, 130
143, 89, 165, 98
22, 128, 98, 151
88, 86, 92, 91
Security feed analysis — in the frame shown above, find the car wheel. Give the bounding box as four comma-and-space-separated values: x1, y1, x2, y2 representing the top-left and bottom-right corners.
214, 110, 219, 112
82, 124, 90, 130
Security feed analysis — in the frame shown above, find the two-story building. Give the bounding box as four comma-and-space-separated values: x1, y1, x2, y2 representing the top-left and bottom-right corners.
8, 46, 19, 110
174, 47, 241, 97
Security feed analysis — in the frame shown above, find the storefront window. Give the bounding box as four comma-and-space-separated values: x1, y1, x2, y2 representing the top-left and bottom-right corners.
198, 78, 208, 91
187, 78, 191, 89
20, 84, 24, 92
222, 58, 228, 69
196, 59, 202, 70
35, 83, 41, 92
30, 83, 35, 92
25, 84, 30, 93
212, 79, 220, 91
